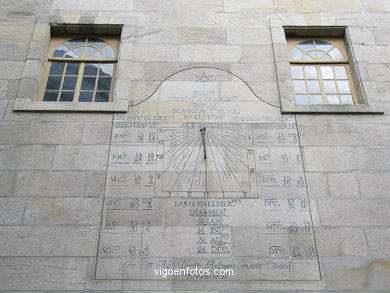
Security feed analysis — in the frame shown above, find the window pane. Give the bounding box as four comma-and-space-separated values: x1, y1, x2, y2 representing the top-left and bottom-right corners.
290, 48, 302, 60
95, 91, 109, 102
53, 44, 67, 57
46, 76, 62, 90
297, 41, 314, 52
73, 46, 84, 57
66, 38, 85, 48
101, 45, 115, 58
295, 95, 308, 104
99, 64, 114, 77
62, 77, 77, 90
65, 63, 80, 75
49, 62, 65, 75
328, 47, 344, 60
310, 95, 323, 104
305, 66, 318, 78
307, 80, 320, 93
324, 81, 337, 93
337, 81, 351, 93
79, 91, 93, 102
86, 46, 96, 56
293, 80, 306, 93
97, 78, 112, 91
320, 66, 334, 79
89, 51, 102, 59
43, 91, 58, 101
59, 91, 74, 102
327, 95, 340, 104
334, 66, 347, 78
314, 40, 333, 52
81, 77, 96, 90
341, 95, 354, 104
84, 63, 98, 76
88, 38, 106, 48
64, 49, 78, 59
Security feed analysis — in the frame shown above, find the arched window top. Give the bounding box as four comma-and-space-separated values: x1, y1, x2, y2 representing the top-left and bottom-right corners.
53, 37, 115, 59
290, 40, 345, 61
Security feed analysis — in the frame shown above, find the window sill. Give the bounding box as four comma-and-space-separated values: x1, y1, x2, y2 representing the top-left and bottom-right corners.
13, 99, 129, 113
281, 103, 384, 114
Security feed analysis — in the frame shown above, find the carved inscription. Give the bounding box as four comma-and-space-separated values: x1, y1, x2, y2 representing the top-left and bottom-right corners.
95, 68, 321, 280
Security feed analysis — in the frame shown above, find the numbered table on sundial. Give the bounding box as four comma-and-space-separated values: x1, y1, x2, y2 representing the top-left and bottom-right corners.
94, 67, 321, 281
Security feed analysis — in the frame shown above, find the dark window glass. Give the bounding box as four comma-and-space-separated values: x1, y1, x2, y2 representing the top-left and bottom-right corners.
84, 63, 98, 76
97, 78, 111, 91
65, 63, 80, 75
43, 91, 58, 101
81, 77, 96, 90
46, 76, 62, 90
95, 91, 109, 102
79, 91, 93, 102
62, 77, 77, 90
59, 91, 74, 102
49, 62, 65, 75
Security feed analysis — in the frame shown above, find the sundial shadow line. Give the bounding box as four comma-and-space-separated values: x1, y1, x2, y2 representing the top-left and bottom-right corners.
188, 137, 204, 193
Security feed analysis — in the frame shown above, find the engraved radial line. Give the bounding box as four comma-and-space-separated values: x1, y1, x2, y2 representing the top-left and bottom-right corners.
212, 130, 245, 152
212, 138, 241, 171
211, 133, 248, 169
166, 129, 194, 142
166, 132, 198, 164
212, 128, 242, 142
170, 135, 201, 191
170, 137, 198, 171
210, 129, 242, 154
210, 132, 248, 168
166, 131, 197, 155
212, 131, 246, 159
211, 130, 244, 153
206, 134, 224, 192
163, 133, 199, 173
208, 135, 245, 192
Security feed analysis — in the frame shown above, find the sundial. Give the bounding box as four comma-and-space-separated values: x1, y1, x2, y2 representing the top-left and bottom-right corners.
95, 68, 321, 281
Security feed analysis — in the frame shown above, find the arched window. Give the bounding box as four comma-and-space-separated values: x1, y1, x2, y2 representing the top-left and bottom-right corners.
40, 37, 118, 103
288, 39, 359, 105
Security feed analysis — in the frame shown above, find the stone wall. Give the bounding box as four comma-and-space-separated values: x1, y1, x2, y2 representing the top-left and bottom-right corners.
0, 0, 389, 292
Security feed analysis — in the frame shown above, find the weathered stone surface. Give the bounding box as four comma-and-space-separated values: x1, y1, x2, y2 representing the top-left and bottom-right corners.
327, 173, 360, 197
317, 227, 368, 256
227, 28, 271, 45
366, 229, 390, 257
0, 258, 88, 290
317, 199, 390, 226
0, 145, 55, 170
64, 226, 99, 256
53, 145, 109, 171
0, 122, 83, 145
224, 0, 273, 12
0, 61, 25, 79
0, 226, 67, 256
52, 0, 133, 10
173, 28, 226, 44
0, 26, 34, 42
179, 45, 241, 62
84, 171, 106, 197
0, 198, 26, 225
358, 173, 390, 198
82, 122, 112, 145
133, 45, 178, 62
14, 171, 85, 197
323, 257, 390, 290
275, 0, 362, 12
23, 197, 101, 225
303, 147, 390, 172
0, 171, 14, 196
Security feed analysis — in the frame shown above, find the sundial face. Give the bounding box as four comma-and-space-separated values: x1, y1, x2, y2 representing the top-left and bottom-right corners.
95, 68, 321, 282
